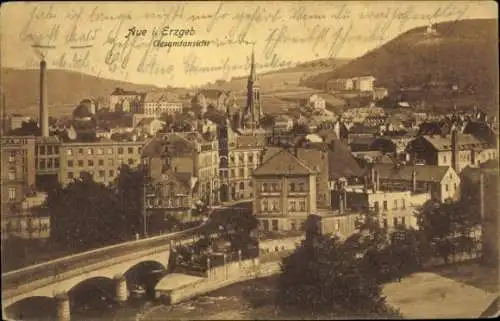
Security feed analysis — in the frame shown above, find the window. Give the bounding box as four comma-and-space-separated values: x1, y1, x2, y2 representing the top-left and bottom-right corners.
393, 199, 398, 209
128, 158, 134, 165
67, 172, 74, 179
239, 182, 245, 190
109, 170, 115, 177
272, 200, 278, 211
272, 183, 278, 192
249, 181, 253, 188
54, 158, 59, 168
97, 148, 103, 155
401, 217, 406, 226
393, 217, 398, 226
239, 154, 244, 163
383, 219, 388, 229
8, 151, 15, 163
262, 183, 268, 192
401, 199, 406, 209
454, 183, 457, 191
8, 169, 16, 180
248, 155, 254, 163
108, 159, 114, 166
107, 148, 113, 155
239, 168, 244, 177
138, 147, 142, 154
78, 148, 84, 155
272, 219, 279, 231
40, 146, 46, 155
47, 158, 53, 168
290, 183, 296, 192
78, 160, 84, 167
128, 147, 134, 154
299, 183, 305, 192
374, 201, 380, 212
383, 200, 388, 211
299, 200, 306, 211
98, 170, 105, 177
290, 201, 296, 211
231, 169, 235, 177
88, 160, 94, 167
87, 148, 93, 155
8, 187, 16, 200
40, 159, 46, 169
118, 147, 124, 154
68, 160, 74, 167
67, 149, 73, 156
443, 155, 447, 164
291, 220, 297, 230
445, 184, 449, 192
98, 159, 104, 166
262, 200, 269, 211
47, 145, 53, 155
262, 220, 270, 232
54, 146, 59, 154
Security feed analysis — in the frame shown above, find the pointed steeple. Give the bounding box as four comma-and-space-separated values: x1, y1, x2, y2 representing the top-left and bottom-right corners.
249, 45, 257, 83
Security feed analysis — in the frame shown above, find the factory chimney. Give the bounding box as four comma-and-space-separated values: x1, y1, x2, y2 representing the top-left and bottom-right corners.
39, 58, 49, 137
451, 127, 459, 173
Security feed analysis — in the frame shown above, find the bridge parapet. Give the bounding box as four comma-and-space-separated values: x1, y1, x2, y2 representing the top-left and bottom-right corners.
2, 224, 207, 302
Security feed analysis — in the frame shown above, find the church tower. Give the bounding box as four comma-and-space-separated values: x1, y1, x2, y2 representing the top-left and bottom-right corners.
242, 47, 262, 130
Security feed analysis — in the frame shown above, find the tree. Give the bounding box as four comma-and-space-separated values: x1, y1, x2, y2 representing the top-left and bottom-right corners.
415, 199, 480, 264
114, 164, 148, 237
206, 207, 258, 254
277, 234, 400, 317
47, 175, 131, 251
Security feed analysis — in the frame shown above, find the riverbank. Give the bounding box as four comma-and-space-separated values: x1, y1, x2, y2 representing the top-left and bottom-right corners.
141, 261, 498, 320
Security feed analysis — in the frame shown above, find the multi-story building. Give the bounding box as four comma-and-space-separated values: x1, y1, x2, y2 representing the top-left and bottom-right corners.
370, 163, 461, 202
1, 136, 36, 216
34, 136, 61, 190
253, 149, 317, 232
142, 92, 183, 118
407, 129, 497, 173
327, 78, 354, 91
109, 88, 144, 112
146, 169, 197, 223
58, 139, 145, 187
150, 132, 220, 205
352, 76, 376, 92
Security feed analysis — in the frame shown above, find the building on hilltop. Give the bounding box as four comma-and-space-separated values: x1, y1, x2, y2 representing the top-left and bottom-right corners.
109, 88, 145, 113
142, 92, 183, 118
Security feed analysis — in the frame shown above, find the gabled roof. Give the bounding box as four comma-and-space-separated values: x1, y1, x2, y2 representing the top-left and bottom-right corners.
253, 149, 314, 176
328, 140, 363, 179
144, 91, 182, 103
150, 169, 193, 192
422, 133, 490, 151
371, 163, 452, 183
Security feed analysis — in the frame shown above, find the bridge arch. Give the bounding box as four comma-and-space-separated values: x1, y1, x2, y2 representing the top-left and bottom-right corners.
67, 276, 117, 318
124, 260, 167, 299
4, 295, 57, 321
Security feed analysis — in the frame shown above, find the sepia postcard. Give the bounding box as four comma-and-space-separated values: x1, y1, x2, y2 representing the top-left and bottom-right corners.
1, 1, 499, 320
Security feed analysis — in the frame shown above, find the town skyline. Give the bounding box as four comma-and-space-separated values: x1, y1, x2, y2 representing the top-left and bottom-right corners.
1, 1, 497, 88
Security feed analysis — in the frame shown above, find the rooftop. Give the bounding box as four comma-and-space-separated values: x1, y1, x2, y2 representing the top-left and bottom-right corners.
370, 163, 452, 183
254, 149, 314, 176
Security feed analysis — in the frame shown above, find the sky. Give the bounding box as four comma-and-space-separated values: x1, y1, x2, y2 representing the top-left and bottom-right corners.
1, 1, 497, 88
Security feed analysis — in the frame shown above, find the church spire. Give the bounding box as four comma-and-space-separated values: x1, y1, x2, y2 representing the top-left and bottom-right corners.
249, 45, 257, 83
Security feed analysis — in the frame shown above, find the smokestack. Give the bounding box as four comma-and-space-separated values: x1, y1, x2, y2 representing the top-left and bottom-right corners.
411, 169, 417, 192
451, 128, 459, 172
40, 58, 49, 137
374, 170, 380, 192
370, 165, 376, 191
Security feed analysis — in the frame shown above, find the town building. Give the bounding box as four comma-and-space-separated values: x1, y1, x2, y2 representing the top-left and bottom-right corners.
407, 130, 497, 173
58, 139, 145, 187
373, 87, 389, 100
273, 115, 294, 132
8, 115, 32, 131
135, 118, 166, 136
142, 92, 183, 118
109, 88, 144, 112
1, 136, 37, 217
146, 169, 197, 223
352, 76, 376, 92
308, 94, 326, 110
147, 131, 220, 205
253, 149, 317, 232
327, 78, 354, 91
192, 90, 234, 114
369, 163, 461, 202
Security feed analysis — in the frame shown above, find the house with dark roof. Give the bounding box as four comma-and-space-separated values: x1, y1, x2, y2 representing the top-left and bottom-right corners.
407, 131, 497, 173
253, 149, 317, 232
368, 163, 461, 202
